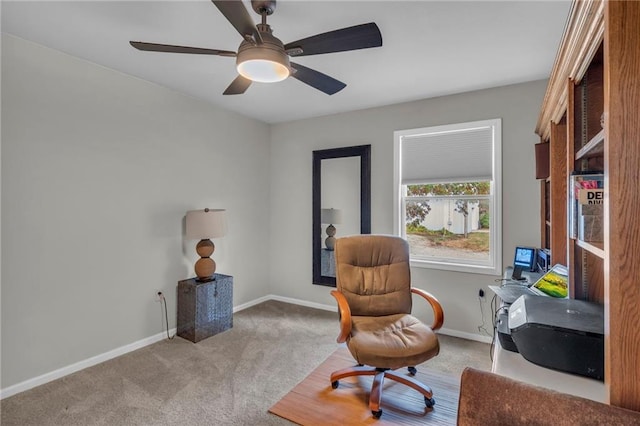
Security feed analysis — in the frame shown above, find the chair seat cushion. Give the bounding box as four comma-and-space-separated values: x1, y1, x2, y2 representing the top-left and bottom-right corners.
346, 314, 439, 369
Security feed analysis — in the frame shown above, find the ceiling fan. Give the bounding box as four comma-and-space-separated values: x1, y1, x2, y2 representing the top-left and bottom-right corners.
130, 0, 382, 96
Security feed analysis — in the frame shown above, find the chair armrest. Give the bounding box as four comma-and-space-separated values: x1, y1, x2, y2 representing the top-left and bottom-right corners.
411, 287, 444, 331
330, 290, 352, 343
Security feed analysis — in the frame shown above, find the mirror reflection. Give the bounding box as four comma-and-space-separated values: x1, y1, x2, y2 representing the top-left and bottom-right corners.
313, 145, 371, 286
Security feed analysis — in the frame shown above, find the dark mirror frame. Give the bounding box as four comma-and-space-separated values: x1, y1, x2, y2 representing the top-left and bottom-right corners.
312, 144, 371, 286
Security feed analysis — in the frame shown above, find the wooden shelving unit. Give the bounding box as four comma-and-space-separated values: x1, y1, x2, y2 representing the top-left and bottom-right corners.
535, 0, 640, 411
575, 239, 605, 259
576, 129, 605, 160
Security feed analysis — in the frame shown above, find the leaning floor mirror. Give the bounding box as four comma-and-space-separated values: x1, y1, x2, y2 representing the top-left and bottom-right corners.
312, 145, 371, 286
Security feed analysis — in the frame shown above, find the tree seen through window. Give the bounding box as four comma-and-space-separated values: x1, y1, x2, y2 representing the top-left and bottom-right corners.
405, 182, 490, 257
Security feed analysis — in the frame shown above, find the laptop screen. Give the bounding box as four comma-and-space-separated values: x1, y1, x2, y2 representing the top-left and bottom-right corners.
531, 264, 569, 298
513, 247, 536, 271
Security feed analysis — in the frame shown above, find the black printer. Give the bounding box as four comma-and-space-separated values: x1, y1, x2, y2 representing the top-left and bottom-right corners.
508, 294, 604, 380
496, 308, 518, 352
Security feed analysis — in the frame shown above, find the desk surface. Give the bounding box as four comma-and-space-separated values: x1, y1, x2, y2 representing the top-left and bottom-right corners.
491, 266, 605, 402
502, 266, 543, 285
491, 339, 605, 402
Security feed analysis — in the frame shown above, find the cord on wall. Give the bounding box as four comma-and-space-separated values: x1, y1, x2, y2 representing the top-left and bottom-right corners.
157, 292, 175, 340
477, 291, 492, 338
489, 294, 499, 362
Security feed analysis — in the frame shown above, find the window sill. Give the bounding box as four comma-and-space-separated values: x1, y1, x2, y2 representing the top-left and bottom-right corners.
409, 258, 500, 276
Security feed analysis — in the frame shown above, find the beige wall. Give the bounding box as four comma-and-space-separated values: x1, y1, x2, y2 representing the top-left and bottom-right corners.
269, 80, 547, 337
1, 35, 270, 388
2, 33, 547, 392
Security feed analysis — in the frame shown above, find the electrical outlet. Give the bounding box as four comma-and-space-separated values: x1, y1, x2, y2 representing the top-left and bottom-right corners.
478, 288, 485, 298
155, 291, 164, 302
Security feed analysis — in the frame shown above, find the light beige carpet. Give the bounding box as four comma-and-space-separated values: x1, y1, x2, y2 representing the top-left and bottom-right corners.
269, 346, 460, 425
2, 301, 489, 425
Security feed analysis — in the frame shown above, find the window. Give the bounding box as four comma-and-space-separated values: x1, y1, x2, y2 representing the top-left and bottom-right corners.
393, 119, 502, 275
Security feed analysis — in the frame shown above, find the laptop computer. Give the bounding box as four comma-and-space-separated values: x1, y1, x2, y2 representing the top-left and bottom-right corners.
489, 264, 569, 304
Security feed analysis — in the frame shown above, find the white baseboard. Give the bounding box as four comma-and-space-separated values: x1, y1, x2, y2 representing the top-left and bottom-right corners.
233, 295, 271, 312
438, 327, 493, 344
267, 294, 337, 312
1, 294, 489, 399
0, 327, 176, 400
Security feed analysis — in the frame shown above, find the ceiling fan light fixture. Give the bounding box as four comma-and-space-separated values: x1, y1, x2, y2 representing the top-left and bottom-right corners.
131, 1, 383, 95
236, 29, 290, 83
238, 58, 289, 83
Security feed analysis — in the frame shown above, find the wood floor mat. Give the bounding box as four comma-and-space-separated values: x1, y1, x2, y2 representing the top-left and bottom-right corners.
269, 346, 460, 425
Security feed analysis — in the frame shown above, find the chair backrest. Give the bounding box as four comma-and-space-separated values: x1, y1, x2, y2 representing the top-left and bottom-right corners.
334, 235, 412, 317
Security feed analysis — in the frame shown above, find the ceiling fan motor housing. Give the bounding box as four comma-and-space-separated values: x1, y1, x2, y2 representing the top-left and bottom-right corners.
251, 0, 276, 16
236, 24, 291, 82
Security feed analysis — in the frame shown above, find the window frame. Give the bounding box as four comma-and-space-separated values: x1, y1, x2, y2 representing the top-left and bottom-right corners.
393, 119, 502, 275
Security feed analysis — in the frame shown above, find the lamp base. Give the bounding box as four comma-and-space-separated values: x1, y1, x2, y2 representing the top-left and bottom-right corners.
194, 239, 216, 281
325, 236, 336, 251
325, 224, 336, 250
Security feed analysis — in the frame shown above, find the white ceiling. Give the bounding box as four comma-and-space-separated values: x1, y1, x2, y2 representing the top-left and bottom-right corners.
2, 1, 572, 124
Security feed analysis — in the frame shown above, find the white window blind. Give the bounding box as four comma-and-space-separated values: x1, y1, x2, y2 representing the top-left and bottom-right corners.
400, 125, 494, 185
393, 118, 502, 275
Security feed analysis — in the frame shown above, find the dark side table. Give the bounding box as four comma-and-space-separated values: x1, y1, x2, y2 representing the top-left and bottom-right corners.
177, 274, 233, 343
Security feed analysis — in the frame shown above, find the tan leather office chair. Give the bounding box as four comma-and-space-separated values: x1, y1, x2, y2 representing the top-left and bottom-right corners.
329, 235, 444, 419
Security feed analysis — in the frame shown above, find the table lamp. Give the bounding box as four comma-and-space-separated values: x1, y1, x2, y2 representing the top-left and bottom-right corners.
321, 208, 342, 251
186, 208, 227, 281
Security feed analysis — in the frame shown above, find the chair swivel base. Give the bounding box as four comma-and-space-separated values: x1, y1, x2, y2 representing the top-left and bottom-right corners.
330, 365, 436, 418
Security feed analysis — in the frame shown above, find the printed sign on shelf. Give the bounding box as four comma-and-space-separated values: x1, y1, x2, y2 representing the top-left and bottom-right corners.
578, 188, 604, 205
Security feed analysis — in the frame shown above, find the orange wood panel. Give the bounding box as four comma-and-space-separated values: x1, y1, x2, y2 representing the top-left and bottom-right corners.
604, 0, 640, 411
567, 79, 580, 298
585, 250, 604, 303
550, 116, 568, 267
585, 48, 604, 144
540, 179, 547, 248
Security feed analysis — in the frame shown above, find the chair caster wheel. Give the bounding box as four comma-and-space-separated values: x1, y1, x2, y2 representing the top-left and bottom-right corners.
408, 366, 417, 376
331, 380, 339, 389
425, 397, 436, 408
372, 409, 382, 419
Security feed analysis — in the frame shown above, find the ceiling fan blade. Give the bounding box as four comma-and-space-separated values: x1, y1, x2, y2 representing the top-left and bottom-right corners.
290, 62, 346, 95
284, 23, 382, 57
211, 0, 261, 43
223, 75, 252, 95
130, 41, 236, 57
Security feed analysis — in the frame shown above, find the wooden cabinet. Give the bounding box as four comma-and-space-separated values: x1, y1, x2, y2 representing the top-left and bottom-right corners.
535, 0, 640, 411
568, 47, 605, 303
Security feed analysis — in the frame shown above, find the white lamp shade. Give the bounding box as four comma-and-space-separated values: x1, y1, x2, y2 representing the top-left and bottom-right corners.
186, 209, 227, 240
321, 208, 342, 224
